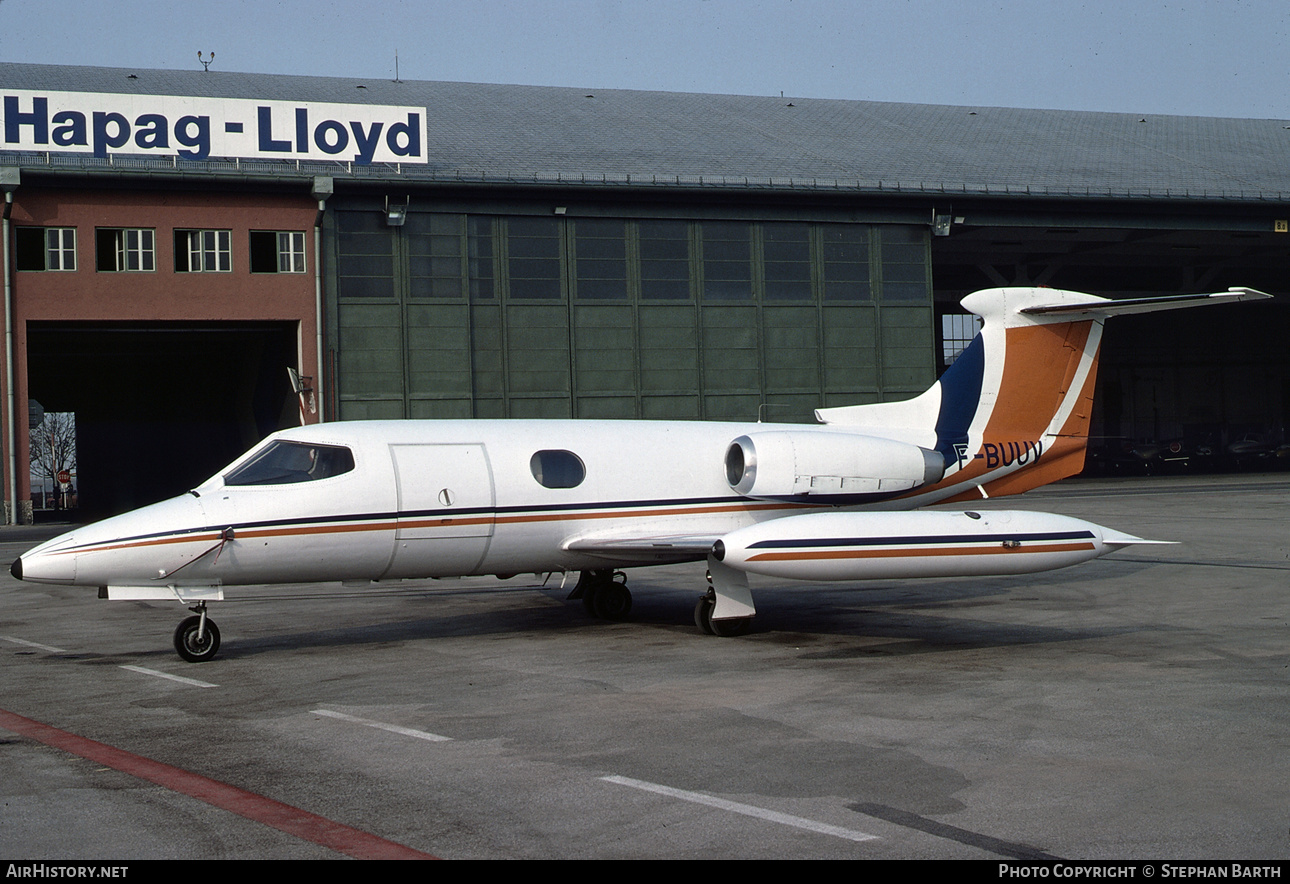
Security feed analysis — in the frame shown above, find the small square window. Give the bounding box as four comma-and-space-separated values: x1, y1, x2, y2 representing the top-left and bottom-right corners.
175, 229, 231, 272
249, 231, 306, 273
16, 227, 76, 271
96, 228, 155, 272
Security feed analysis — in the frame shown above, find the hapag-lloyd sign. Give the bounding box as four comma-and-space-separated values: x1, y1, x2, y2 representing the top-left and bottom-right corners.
1, 89, 425, 164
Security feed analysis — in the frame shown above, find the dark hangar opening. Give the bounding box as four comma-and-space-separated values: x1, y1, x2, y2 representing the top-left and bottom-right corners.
26, 322, 300, 519
931, 222, 1290, 471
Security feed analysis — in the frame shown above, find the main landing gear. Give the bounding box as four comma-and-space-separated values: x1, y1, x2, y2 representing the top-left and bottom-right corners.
570, 563, 757, 636
569, 569, 634, 621
695, 554, 757, 636
693, 589, 752, 637
173, 601, 221, 663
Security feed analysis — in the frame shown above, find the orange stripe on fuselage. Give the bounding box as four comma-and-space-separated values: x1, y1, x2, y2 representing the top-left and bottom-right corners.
54, 501, 810, 558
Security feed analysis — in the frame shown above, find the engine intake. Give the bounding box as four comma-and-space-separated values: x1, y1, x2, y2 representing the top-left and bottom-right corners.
725, 431, 944, 501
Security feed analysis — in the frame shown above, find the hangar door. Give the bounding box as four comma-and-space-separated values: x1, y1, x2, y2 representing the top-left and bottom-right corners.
26, 322, 301, 519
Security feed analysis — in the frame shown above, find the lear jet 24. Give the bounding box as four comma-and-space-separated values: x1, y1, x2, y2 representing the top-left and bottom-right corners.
12, 286, 1271, 661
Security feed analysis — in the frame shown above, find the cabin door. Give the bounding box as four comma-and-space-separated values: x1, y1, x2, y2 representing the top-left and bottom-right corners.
384, 443, 496, 578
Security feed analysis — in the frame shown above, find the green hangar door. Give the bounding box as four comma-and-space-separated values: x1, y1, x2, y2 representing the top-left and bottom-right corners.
26, 322, 301, 519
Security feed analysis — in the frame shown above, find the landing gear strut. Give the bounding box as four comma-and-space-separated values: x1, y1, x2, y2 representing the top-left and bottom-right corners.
173, 602, 221, 663
569, 569, 633, 621
693, 588, 752, 637
694, 555, 756, 637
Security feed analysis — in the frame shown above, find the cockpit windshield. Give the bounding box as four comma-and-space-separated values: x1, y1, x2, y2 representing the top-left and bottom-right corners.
224, 440, 355, 486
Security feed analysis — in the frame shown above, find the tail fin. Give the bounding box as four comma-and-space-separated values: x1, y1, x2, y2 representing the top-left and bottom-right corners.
816, 286, 1271, 503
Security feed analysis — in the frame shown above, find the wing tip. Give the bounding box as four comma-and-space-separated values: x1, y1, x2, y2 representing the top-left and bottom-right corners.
1224, 286, 1274, 302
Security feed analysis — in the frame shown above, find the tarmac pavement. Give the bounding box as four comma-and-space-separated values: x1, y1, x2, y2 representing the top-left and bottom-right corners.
1, 473, 1286, 859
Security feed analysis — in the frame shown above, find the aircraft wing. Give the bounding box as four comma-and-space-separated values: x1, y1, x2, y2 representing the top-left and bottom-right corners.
562, 533, 720, 564
1020, 287, 1272, 317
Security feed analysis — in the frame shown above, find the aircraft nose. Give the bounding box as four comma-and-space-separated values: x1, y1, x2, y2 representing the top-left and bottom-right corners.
12, 530, 80, 584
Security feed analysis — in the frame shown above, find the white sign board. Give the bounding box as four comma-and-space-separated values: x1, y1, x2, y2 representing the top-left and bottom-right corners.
2, 89, 426, 165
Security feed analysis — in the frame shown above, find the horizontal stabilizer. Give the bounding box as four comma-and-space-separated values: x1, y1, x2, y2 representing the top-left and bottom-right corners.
1020, 287, 1272, 317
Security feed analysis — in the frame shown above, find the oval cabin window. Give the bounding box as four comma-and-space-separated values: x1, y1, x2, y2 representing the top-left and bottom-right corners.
530, 450, 586, 489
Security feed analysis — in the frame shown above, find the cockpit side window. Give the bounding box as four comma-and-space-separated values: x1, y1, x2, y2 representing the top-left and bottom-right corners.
224, 441, 355, 486
530, 450, 586, 489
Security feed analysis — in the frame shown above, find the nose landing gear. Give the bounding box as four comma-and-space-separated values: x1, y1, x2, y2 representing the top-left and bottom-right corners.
174, 602, 221, 662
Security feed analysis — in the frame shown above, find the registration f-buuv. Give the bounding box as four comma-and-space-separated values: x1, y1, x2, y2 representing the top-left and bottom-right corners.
12, 286, 1269, 661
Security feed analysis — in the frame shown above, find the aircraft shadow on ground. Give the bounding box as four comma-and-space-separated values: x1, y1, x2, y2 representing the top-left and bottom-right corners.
105, 558, 1161, 661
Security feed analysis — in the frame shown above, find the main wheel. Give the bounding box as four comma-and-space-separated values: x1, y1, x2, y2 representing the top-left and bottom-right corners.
173, 615, 221, 663
576, 570, 606, 615
693, 592, 751, 636
592, 579, 633, 621
710, 614, 752, 637
694, 593, 715, 635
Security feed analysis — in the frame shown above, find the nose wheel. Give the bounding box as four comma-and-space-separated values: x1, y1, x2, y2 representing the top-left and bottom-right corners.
173, 603, 221, 662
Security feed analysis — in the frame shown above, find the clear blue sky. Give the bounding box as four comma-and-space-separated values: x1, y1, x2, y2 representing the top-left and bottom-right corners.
1, 0, 1287, 119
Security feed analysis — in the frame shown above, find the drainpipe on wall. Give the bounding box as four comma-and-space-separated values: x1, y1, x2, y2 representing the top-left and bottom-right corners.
311, 177, 333, 423
2, 169, 19, 524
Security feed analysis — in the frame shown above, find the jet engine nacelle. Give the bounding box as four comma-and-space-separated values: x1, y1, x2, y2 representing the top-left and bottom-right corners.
713, 509, 1134, 582
724, 431, 944, 501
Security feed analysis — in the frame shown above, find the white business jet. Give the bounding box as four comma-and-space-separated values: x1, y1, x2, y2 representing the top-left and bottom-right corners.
11, 286, 1270, 661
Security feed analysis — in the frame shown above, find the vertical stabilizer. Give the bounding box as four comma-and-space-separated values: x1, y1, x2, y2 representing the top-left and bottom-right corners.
815, 286, 1270, 503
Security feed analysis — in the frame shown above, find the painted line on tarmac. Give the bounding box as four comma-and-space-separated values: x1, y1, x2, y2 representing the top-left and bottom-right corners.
120, 665, 219, 688
0, 707, 440, 860
849, 802, 1061, 860
1, 634, 70, 653
601, 774, 878, 843
1115, 555, 1290, 571
312, 708, 453, 742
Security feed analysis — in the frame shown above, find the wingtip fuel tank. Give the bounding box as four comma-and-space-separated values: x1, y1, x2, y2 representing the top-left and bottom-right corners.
712, 509, 1157, 582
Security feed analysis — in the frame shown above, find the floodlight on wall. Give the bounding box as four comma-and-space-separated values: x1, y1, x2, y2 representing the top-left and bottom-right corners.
385, 197, 408, 227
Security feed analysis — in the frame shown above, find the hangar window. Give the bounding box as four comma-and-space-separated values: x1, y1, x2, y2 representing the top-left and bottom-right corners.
639, 220, 690, 300
15, 227, 76, 272
507, 217, 562, 299
224, 441, 355, 486
336, 210, 395, 299
701, 221, 753, 301
529, 450, 586, 489
879, 226, 929, 302
574, 219, 627, 300
467, 216, 495, 300
249, 231, 306, 273
406, 214, 464, 297
175, 229, 231, 272
96, 229, 155, 272
942, 313, 982, 366
762, 223, 812, 300
821, 225, 871, 301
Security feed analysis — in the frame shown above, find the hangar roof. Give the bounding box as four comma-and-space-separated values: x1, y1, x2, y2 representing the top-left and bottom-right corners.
3, 61, 1290, 203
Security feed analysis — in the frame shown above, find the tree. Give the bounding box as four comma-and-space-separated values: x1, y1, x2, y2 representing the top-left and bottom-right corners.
30, 411, 76, 508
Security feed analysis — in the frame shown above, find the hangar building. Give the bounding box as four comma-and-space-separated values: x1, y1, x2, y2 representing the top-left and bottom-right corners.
1, 62, 1287, 520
